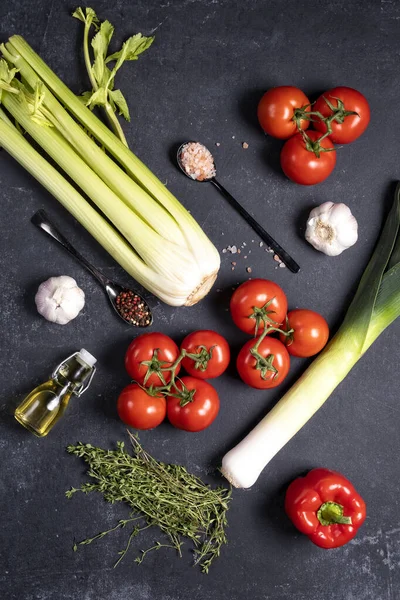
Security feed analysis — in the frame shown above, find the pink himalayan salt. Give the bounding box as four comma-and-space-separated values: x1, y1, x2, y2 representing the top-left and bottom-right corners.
180, 142, 216, 181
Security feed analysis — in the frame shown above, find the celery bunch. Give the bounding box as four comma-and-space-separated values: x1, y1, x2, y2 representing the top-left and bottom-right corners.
0, 37, 220, 306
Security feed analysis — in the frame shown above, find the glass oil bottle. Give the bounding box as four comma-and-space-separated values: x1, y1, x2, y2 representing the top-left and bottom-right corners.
14, 349, 97, 437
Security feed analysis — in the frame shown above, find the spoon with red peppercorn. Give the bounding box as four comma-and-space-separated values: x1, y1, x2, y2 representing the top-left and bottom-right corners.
31, 210, 153, 327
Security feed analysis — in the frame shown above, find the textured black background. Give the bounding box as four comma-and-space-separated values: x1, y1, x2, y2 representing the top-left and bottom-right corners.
1, 1, 400, 599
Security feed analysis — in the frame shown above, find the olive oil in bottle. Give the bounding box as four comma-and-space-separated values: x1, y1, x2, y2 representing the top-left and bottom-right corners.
15, 349, 97, 437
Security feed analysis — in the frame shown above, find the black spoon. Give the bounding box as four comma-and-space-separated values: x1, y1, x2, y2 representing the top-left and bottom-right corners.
177, 142, 300, 273
31, 210, 152, 327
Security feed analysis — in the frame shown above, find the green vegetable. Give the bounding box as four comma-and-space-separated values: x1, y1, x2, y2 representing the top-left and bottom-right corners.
222, 185, 400, 488
0, 39, 220, 306
72, 7, 154, 146
66, 434, 231, 573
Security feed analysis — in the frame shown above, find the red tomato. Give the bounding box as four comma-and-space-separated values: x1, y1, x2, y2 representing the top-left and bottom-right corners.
230, 279, 288, 335
125, 332, 180, 387
257, 86, 311, 139
280, 131, 336, 185
181, 330, 230, 379
280, 309, 329, 357
237, 337, 290, 389
313, 87, 370, 144
117, 383, 166, 430
166, 376, 220, 432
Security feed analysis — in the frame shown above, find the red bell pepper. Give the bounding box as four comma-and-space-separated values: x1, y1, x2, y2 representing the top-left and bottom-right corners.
285, 468, 366, 549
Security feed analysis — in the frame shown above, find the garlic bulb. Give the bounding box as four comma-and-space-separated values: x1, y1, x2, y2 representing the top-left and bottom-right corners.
305, 202, 358, 256
35, 276, 85, 324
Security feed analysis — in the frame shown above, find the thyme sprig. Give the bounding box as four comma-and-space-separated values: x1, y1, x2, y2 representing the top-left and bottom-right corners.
66, 433, 231, 573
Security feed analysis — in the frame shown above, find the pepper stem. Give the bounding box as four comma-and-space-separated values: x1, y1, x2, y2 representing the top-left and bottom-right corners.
317, 501, 352, 526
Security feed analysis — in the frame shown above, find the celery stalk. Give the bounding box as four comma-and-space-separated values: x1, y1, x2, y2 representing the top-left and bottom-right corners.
0, 112, 202, 300
1, 43, 184, 246
2, 90, 197, 279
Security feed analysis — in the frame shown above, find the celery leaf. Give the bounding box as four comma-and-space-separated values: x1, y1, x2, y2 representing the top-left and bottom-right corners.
0, 59, 19, 102
72, 7, 98, 27
92, 20, 114, 87
109, 89, 130, 121
85, 87, 108, 109
106, 34, 154, 65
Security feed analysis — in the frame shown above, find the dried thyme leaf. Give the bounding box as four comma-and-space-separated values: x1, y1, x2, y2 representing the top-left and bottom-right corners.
66, 434, 231, 573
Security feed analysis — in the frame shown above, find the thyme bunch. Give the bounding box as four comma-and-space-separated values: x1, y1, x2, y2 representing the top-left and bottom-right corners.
66, 433, 231, 573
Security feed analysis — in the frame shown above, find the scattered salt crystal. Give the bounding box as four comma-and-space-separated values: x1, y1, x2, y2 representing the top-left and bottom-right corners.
242, 142, 249, 149
244, 255, 248, 259
243, 242, 246, 246
222, 248, 227, 254
251, 240, 254, 243
279, 262, 286, 268
216, 289, 222, 292
216, 142, 221, 146
259, 242, 263, 247
230, 245, 237, 254
221, 232, 224, 235
231, 267, 235, 271
232, 135, 235, 139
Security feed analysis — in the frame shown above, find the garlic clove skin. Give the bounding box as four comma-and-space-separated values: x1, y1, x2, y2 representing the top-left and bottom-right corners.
305, 202, 358, 256
35, 276, 85, 325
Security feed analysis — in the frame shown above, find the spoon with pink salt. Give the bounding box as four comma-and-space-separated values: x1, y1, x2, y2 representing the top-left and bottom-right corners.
177, 142, 300, 273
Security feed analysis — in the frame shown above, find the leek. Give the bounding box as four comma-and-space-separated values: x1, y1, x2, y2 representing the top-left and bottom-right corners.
0, 39, 220, 306
222, 186, 400, 488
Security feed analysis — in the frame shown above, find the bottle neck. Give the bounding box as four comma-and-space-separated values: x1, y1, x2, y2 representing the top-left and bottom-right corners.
55, 357, 93, 395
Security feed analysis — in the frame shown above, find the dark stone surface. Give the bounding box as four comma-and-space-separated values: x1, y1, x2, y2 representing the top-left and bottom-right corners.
0, 1, 399, 598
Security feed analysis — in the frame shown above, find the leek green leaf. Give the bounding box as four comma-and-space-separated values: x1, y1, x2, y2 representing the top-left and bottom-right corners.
386, 184, 400, 271
340, 181, 400, 353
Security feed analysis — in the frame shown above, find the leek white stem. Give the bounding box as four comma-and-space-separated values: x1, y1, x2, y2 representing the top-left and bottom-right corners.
222, 335, 357, 489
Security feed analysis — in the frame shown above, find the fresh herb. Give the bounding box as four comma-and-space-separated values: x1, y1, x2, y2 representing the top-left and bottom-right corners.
66, 433, 231, 573
72, 7, 154, 146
